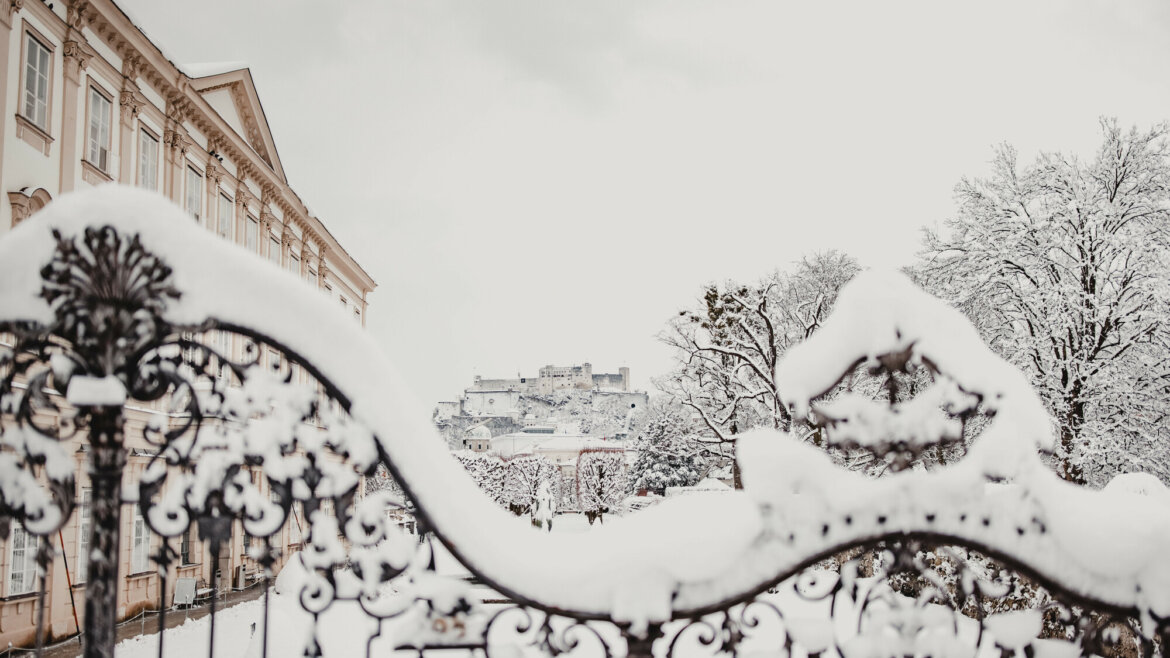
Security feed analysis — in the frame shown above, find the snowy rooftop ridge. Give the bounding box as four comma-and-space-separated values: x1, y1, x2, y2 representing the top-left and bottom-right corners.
2, 187, 1169, 633
182, 61, 249, 78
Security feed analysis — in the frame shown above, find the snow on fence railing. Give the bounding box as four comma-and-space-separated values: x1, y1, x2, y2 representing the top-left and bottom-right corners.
0, 186, 1167, 657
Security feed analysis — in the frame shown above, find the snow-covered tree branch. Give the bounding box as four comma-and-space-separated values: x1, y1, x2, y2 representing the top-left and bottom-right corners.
921, 118, 1170, 485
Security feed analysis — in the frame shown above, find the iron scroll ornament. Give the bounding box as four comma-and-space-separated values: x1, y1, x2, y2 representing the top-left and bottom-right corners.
0, 191, 1166, 658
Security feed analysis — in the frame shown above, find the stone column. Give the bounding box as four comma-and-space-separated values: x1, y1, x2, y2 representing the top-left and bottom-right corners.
235, 184, 252, 246
260, 207, 276, 259
59, 40, 91, 194
117, 61, 141, 184
205, 158, 222, 231
316, 243, 327, 289
281, 230, 294, 270
117, 92, 141, 184
163, 103, 187, 204
298, 229, 311, 278
0, 0, 24, 206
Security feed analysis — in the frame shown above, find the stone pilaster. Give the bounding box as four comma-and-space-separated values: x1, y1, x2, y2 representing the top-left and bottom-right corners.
317, 245, 329, 289
163, 128, 189, 204
59, 39, 92, 193
260, 206, 277, 259
205, 158, 222, 230
0, 1, 24, 204
117, 91, 141, 183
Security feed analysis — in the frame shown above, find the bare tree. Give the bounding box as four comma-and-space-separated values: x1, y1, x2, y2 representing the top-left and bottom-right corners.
921, 119, 1170, 485
657, 251, 860, 486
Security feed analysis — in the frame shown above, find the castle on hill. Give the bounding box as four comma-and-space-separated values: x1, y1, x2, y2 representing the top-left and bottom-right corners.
433, 363, 647, 450
471, 363, 631, 396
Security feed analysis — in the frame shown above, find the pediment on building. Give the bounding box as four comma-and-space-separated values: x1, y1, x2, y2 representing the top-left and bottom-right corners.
188, 67, 287, 183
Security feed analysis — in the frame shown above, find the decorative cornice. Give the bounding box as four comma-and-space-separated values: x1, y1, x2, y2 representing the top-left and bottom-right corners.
260, 185, 278, 208
163, 129, 190, 157
62, 40, 93, 81
259, 207, 277, 233
206, 160, 223, 187
66, 0, 88, 31
225, 81, 273, 166
46, 0, 374, 293
235, 186, 253, 209
119, 90, 142, 123
2, 0, 24, 28
165, 100, 186, 126
121, 57, 140, 83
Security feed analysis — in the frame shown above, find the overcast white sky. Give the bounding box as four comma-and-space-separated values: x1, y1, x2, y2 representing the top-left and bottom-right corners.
118, 0, 1170, 406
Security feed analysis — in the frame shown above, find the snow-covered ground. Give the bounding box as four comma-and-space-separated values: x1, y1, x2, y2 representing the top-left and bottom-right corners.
85, 516, 622, 657
80, 515, 1057, 658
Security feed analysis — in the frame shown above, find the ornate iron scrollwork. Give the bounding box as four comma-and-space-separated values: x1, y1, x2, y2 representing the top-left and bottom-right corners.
0, 197, 1168, 658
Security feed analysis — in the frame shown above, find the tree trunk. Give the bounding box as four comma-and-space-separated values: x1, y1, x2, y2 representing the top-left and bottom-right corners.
1060, 396, 1086, 484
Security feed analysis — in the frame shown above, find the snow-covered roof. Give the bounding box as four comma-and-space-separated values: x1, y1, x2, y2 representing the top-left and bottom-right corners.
464, 425, 491, 440
182, 61, 249, 78
665, 478, 734, 498
693, 478, 730, 490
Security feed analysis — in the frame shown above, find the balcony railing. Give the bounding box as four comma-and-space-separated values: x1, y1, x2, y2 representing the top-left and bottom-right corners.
0, 187, 1167, 657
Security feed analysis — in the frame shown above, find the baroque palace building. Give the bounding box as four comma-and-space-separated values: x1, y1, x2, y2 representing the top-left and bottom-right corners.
0, 0, 376, 647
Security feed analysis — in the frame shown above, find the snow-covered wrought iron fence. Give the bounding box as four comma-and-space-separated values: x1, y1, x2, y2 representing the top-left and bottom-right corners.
0, 188, 1168, 658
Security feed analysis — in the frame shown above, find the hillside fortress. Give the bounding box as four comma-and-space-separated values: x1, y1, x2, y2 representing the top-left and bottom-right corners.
433, 364, 647, 449
470, 363, 631, 396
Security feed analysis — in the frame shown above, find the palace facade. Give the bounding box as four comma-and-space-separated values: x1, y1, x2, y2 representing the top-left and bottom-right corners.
0, 0, 375, 646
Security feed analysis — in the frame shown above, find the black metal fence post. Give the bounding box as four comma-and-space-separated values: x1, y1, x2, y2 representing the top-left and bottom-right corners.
82, 405, 126, 658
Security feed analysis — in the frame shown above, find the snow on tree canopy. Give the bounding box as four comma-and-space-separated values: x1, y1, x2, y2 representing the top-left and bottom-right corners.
775, 269, 1054, 480
576, 448, 627, 518
2, 187, 1169, 631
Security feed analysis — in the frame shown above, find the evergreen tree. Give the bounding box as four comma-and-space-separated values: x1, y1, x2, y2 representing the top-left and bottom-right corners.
628, 397, 705, 495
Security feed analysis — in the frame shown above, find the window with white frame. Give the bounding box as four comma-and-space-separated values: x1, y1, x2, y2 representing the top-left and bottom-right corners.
85, 86, 112, 173
8, 525, 39, 596
288, 252, 300, 275
217, 194, 233, 240
138, 130, 159, 191
246, 216, 259, 252
180, 526, 194, 566
22, 33, 51, 131
185, 167, 203, 222
268, 236, 281, 266
130, 505, 149, 574
308, 268, 317, 285
86, 86, 112, 172
76, 489, 92, 582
